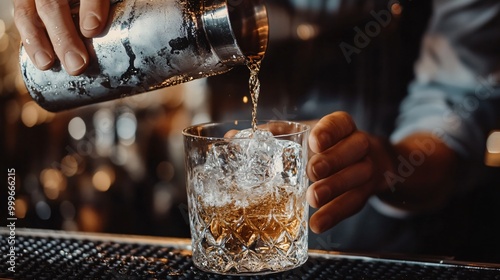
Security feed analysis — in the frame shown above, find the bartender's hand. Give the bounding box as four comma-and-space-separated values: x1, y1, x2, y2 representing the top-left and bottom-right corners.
306, 111, 458, 234
306, 111, 390, 233
14, 0, 111, 75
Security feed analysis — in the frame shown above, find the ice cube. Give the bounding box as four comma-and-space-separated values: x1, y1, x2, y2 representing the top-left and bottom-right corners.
280, 141, 302, 186
192, 128, 304, 206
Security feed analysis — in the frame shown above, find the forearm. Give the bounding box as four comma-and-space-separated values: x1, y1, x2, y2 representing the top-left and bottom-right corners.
374, 133, 459, 212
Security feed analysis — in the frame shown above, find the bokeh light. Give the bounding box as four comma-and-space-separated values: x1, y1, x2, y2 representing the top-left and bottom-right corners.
117, 111, 137, 145
36, 201, 51, 220
40, 168, 67, 200
15, 197, 28, 219
61, 155, 79, 177
486, 131, 500, 153
21, 101, 54, 127
68, 117, 86, 140
78, 206, 103, 232
391, 2, 403, 16
21, 101, 38, 127
296, 23, 318, 41
92, 166, 116, 192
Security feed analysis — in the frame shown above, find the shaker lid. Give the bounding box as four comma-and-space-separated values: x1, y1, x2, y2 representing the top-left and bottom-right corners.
202, 0, 269, 65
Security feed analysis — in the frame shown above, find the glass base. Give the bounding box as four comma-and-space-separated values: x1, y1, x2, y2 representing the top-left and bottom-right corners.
193, 256, 309, 276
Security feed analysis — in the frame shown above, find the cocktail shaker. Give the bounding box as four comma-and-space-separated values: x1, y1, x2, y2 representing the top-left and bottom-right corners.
19, 0, 268, 112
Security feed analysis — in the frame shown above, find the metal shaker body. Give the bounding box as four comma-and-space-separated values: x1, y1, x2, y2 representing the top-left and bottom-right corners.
20, 0, 268, 112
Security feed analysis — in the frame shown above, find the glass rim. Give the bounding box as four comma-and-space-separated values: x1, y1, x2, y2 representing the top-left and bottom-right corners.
182, 120, 310, 140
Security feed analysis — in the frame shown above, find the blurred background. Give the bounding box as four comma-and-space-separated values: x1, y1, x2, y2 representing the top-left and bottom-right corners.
1, 0, 207, 237
1, 0, 499, 263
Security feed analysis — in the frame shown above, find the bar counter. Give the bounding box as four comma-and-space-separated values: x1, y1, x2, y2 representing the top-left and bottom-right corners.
1, 227, 499, 279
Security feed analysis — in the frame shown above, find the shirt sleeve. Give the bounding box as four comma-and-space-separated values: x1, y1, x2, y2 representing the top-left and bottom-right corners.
390, 0, 500, 161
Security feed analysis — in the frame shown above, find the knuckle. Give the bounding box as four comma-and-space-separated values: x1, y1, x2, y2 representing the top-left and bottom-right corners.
307, 156, 320, 181
336, 111, 356, 132
334, 172, 348, 192
36, 0, 65, 14
52, 28, 74, 43
14, 5, 29, 21
362, 157, 375, 181
354, 132, 370, 154
14, 21, 45, 44
323, 111, 356, 141
14, 4, 35, 25
329, 154, 343, 172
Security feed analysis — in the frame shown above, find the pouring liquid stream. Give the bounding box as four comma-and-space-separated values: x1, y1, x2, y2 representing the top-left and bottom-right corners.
246, 56, 263, 132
